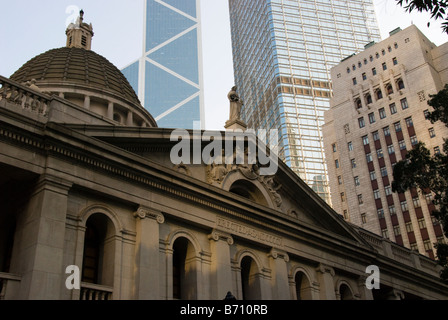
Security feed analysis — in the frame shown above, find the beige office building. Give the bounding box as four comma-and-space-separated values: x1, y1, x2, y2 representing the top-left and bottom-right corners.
323, 25, 448, 259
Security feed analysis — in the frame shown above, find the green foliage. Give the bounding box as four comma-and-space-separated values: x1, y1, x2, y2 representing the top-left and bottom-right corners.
392, 84, 448, 282
396, 0, 448, 34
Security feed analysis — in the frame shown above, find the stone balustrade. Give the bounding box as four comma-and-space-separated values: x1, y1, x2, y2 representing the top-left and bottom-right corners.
80, 282, 113, 300
0, 75, 50, 116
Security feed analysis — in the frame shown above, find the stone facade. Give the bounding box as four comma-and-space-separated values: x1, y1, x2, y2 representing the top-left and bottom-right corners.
0, 19, 448, 300
323, 25, 448, 259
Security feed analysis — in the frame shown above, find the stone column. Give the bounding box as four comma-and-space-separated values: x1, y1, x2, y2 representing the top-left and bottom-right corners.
107, 101, 114, 119
11, 174, 72, 299
83, 95, 90, 110
133, 206, 165, 300
208, 229, 234, 300
268, 248, 290, 300
316, 263, 336, 300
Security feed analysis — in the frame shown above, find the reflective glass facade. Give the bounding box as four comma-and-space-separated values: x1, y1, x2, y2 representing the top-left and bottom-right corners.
229, 0, 381, 203
122, 0, 204, 129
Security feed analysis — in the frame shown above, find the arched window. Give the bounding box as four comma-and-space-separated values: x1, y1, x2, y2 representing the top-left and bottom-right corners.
386, 83, 393, 95
82, 213, 115, 286
365, 94, 372, 105
375, 89, 383, 100
173, 237, 197, 300
397, 79, 405, 90
295, 271, 313, 300
339, 283, 354, 300
241, 256, 262, 300
355, 98, 362, 109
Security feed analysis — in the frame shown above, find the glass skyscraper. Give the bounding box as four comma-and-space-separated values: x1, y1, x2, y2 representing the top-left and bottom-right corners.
122, 0, 205, 129
228, 0, 381, 203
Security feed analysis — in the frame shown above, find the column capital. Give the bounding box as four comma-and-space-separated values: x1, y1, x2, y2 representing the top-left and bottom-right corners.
316, 263, 335, 277
268, 248, 289, 262
208, 229, 234, 245
134, 205, 165, 224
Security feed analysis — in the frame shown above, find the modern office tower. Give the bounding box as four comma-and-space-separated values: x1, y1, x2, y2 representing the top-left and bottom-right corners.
228, 0, 381, 203
323, 25, 448, 258
122, 0, 205, 129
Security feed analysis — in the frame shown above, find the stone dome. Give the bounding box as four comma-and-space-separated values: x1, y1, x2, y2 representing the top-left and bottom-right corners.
10, 47, 140, 106
8, 10, 157, 128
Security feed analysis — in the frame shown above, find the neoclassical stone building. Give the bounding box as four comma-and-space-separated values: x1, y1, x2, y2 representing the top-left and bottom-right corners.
0, 13, 447, 300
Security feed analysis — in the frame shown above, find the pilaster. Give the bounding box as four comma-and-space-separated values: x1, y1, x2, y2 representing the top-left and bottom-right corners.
208, 229, 234, 299
316, 263, 336, 300
268, 248, 290, 300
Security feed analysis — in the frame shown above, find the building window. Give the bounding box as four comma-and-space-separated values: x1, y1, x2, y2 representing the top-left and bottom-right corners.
389, 204, 396, 215
405, 221, 413, 233
354, 176, 360, 186
412, 197, 421, 208
377, 208, 385, 218
373, 131, 380, 141
394, 122, 402, 132
368, 112, 376, 124
410, 135, 418, 146
343, 210, 348, 219
372, 67, 377, 76
397, 79, 405, 90
379, 108, 386, 119
400, 98, 409, 110
370, 171, 377, 181
382, 62, 387, 70
425, 193, 434, 205
358, 194, 363, 204
393, 57, 398, 65
400, 200, 408, 212
405, 117, 413, 127
362, 73, 367, 80
434, 146, 441, 155
366, 153, 373, 163
410, 243, 418, 251
335, 159, 339, 168
348, 141, 353, 151
361, 213, 367, 224
338, 175, 343, 185
359, 117, 365, 128
424, 109, 430, 119
366, 94, 373, 104
383, 126, 391, 136
374, 189, 380, 199
429, 127, 436, 138
387, 145, 395, 154
347, 67, 351, 74
389, 103, 397, 114
332, 143, 337, 152
377, 148, 384, 159
393, 225, 401, 236
399, 140, 406, 150
362, 135, 369, 145
376, 89, 383, 100
418, 218, 426, 229
386, 83, 393, 95
353, 77, 357, 85
394, 42, 398, 49
341, 192, 345, 202
382, 228, 389, 239
351, 159, 357, 168
424, 240, 433, 251
385, 186, 392, 196
380, 167, 388, 177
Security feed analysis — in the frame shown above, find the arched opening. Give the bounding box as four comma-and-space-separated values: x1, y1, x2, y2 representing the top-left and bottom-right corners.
82, 213, 115, 286
172, 237, 197, 300
240, 255, 262, 300
375, 89, 383, 100
355, 98, 362, 109
365, 94, 372, 105
339, 283, 354, 300
230, 180, 268, 206
397, 79, 405, 90
295, 271, 313, 300
386, 83, 394, 95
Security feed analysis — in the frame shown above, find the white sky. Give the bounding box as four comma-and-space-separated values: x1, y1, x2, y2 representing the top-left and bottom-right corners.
0, 0, 446, 130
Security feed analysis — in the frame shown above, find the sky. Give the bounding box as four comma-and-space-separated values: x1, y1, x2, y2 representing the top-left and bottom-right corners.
0, 0, 446, 131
